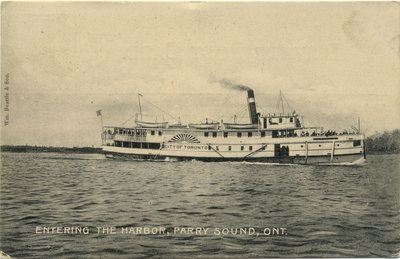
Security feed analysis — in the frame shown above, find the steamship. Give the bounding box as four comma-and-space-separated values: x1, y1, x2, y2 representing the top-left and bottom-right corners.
100, 89, 366, 164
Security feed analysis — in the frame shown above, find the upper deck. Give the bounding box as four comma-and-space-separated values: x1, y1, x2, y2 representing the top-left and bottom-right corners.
102, 123, 360, 147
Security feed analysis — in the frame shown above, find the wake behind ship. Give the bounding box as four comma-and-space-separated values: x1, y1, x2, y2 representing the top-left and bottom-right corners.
99, 88, 366, 165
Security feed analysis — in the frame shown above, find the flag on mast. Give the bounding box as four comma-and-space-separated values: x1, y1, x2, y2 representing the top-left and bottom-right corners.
96, 110, 102, 116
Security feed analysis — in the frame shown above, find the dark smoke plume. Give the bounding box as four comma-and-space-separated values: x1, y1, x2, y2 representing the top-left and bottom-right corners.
209, 75, 252, 92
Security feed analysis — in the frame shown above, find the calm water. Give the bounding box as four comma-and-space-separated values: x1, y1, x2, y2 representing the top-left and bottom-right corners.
1, 153, 399, 258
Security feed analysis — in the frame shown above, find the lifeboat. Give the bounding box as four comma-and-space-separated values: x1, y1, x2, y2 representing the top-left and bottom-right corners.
223, 123, 258, 129
135, 120, 168, 128
168, 123, 188, 129
188, 123, 219, 130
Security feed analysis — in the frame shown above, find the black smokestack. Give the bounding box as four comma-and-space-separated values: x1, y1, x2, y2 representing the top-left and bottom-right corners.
247, 89, 258, 124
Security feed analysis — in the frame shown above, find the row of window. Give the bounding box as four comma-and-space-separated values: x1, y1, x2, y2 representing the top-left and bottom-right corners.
108, 129, 163, 136
276, 117, 294, 123
113, 141, 264, 152
114, 141, 161, 149
298, 142, 361, 148
215, 145, 262, 151
113, 141, 360, 150
299, 144, 339, 148
109, 129, 151, 136
267, 117, 294, 124
202, 130, 303, 139
150, 131, 162, 136
204, 131, 266, 138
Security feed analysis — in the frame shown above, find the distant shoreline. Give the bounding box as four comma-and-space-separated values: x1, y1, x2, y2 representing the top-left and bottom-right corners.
0, 145, 103, 154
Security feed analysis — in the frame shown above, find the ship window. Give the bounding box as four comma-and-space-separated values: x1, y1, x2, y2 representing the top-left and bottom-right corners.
261, 146, 266, 151
241, 146, 244, 151
228, 146, 232, 151
123, 142, 130, 148
337, 144, 340, 147
290, 117, 293, 122
301, 145, 304, 148
261, 131, 266, 137
353, 140, 361, 147
249, 146, 253, 151
132, 142, 140, 148
248, 132, 252, 138
151, 131, 155, 135
279, 118, 282, 123
213, 132, 217, 138
216, 146, 219, 151
319, 144, 322, 147
224, 132, 228, 138
237, 132, 242, 138
158, 131, 162, 136
148, 143, 161, 149
204, 132, 209, 137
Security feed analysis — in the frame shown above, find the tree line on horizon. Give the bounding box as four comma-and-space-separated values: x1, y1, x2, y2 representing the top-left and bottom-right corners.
365, 129, 400, 154
0, 145, 102, 154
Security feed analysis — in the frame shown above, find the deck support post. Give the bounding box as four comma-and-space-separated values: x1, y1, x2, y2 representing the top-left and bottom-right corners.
330, 141, 335, 163
363, 138, 367, 159
305, 141, 308, 164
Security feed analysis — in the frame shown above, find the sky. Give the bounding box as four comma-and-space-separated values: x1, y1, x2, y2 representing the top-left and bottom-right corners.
1, 2, 399, 147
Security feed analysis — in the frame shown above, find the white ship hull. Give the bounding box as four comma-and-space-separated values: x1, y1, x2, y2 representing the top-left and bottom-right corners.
102, 134, 365, 165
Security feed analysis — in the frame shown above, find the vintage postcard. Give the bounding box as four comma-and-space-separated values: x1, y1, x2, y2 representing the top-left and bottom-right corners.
1, 1, 399, 258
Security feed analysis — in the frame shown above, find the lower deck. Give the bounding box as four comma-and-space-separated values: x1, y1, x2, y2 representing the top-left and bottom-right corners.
102, 136, 366, 165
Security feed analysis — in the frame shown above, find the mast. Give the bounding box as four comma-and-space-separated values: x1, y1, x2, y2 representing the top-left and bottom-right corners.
138, 93, 143, 121
96, 109, 103, 129
96, 109, 104, 145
